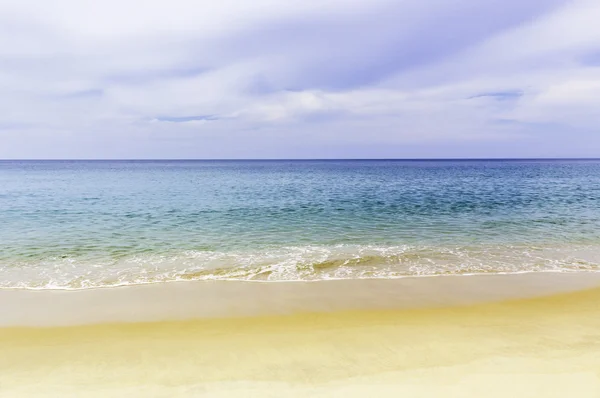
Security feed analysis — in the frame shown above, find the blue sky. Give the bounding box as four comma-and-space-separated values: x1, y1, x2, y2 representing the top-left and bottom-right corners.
1, 0, 600, 158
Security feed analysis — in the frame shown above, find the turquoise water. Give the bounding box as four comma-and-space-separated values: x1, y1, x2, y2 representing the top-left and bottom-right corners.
1, 160, 600, 289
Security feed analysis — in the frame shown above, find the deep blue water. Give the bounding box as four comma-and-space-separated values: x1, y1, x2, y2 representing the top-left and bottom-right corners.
1, 160, 600, 288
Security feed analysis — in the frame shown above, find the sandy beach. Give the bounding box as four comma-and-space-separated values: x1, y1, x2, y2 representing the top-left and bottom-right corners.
1, 272, 600, 397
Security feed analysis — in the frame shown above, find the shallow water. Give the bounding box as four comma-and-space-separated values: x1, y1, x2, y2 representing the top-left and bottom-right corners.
2, 159, 600, 289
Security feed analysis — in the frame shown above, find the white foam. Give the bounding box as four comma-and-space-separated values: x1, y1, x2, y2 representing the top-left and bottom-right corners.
1, 243, 600, 290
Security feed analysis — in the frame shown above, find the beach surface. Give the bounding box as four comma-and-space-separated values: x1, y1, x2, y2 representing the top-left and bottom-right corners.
2, 272, 600, 397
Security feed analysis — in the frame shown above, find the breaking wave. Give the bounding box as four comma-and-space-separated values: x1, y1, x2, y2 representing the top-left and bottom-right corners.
2, 243, 600, 290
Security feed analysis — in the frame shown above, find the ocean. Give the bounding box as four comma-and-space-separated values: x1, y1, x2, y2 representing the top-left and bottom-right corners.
1, 159, 600, 289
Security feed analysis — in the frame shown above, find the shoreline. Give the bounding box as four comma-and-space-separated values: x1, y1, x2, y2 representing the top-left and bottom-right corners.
4, 268, 599, 292
2, 271, 600, 327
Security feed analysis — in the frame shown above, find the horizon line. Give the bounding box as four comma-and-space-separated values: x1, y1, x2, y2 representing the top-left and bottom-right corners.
1, 157, 600, 162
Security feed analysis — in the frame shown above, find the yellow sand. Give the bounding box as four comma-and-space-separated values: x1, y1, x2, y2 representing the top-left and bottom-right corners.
1, 283, 600, 397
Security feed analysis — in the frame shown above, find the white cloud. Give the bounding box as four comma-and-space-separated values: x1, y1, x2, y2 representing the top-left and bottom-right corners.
0, 0, 599, 158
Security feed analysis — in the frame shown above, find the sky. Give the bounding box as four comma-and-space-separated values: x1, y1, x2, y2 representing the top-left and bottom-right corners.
1, 0, 600, 159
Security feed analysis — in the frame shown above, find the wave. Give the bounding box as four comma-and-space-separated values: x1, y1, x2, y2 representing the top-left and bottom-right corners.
1, 243, 600, 290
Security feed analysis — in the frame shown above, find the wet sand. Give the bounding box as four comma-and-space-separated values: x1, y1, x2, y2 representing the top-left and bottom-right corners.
1, 272, 600, 397
2, 272, 600, 327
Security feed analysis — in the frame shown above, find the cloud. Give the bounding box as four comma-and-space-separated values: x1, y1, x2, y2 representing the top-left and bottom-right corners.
0, 0, 599, 158
469, 91, 524, 100
153, 115, 219, 123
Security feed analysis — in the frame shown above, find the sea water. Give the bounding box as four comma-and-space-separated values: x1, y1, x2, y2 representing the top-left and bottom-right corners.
1, 159, 600, 289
